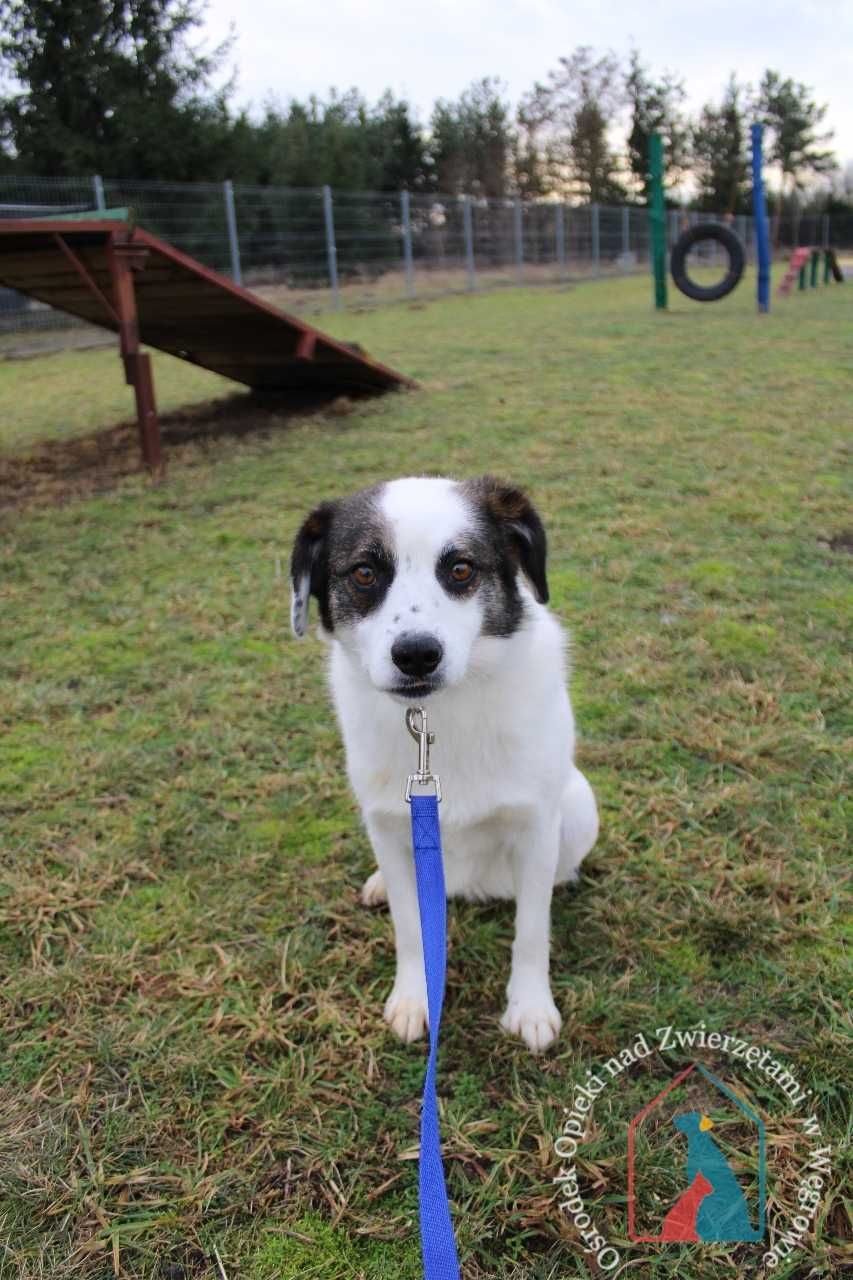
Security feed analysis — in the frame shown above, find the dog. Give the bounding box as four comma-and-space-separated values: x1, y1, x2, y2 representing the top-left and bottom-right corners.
290, 475, 598, 1053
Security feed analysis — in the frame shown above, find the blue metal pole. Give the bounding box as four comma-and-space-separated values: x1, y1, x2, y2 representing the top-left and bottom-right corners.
751, 123, 771, 314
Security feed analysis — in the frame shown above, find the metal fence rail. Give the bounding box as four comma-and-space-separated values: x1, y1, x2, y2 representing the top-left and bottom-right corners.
0, 173, 838, 336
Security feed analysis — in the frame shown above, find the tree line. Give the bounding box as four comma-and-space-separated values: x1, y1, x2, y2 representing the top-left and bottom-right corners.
0, 0, 845, 218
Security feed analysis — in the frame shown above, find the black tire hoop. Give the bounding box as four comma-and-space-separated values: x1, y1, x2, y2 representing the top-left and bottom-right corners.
670, 222, 745, 302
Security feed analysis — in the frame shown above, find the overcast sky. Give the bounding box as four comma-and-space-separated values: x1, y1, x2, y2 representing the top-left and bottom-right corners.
201, 0, 853, 181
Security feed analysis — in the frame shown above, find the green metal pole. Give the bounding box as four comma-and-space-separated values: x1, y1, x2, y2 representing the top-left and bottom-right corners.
810, 249, 819, 287
648, 133, 667, 310
823, 249, 831, 285
799, 262, 807, 290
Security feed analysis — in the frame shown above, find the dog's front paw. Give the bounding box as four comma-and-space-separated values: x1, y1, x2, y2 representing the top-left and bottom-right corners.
384, 983, 429, 1044
360, 868, 388, 907
500, 983, 562, 1054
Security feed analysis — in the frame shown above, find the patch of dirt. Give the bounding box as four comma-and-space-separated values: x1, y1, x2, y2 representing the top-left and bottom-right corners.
826, 529, 853, 554
0, 388, 377, 514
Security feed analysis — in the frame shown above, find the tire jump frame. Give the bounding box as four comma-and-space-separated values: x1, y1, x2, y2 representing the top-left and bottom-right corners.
646, 125, 841, 314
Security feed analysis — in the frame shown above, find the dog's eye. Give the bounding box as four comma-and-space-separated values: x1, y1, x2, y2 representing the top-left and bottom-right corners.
450, 561, 474, 583
351, 564, 376, 588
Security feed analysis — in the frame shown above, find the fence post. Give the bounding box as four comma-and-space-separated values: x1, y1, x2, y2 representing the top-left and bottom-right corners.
514, 197, 524, 282
822, 213, 830, 248
591, 203, 600, 275
93, 175, 106, 211
223, 180, 242, 286
555, 203, 566, 280
322, 184, 341, 311
621, 204, 629, 256
463, 195, 476, 291
401, 190, 415, 298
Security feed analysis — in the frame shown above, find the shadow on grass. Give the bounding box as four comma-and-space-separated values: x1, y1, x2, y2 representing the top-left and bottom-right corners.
0, 386, 388, 513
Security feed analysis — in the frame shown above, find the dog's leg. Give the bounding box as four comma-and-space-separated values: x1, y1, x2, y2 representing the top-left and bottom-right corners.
500, 810, 562, 1054
366, 814, 428, 1043
555, 767, 599, 885
360, 868, 388, 906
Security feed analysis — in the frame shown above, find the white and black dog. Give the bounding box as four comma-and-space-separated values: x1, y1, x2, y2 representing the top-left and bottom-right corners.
290, 475, 598, 1053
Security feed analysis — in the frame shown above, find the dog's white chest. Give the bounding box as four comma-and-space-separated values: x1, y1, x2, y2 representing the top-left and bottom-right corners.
330, 608, 575, 835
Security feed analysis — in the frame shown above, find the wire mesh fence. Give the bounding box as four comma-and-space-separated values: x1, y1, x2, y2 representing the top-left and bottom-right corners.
0, 173, 840, 337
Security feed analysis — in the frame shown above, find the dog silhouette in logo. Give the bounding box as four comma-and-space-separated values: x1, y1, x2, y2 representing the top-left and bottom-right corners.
666, 1112, 756, 1242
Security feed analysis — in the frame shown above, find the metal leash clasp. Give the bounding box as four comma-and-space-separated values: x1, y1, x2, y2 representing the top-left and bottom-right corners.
404, 706, 441, 803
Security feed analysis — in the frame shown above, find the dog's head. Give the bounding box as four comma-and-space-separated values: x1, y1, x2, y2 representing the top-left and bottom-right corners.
290, 475, 548, 699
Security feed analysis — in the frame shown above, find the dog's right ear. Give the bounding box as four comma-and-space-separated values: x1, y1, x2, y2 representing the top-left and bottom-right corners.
290, 501, 336, 637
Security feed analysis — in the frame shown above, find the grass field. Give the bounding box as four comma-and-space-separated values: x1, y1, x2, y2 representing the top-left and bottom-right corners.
1, 274, 851, 1279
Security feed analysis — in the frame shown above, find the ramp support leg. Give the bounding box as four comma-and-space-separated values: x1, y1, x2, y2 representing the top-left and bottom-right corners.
109, 238, 163, 472
124, 352, 161, 471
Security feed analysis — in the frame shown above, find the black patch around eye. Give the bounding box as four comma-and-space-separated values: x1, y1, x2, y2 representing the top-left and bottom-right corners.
447, 501, 530, 639
330, 544, 396, 623
292, 483, 391, 634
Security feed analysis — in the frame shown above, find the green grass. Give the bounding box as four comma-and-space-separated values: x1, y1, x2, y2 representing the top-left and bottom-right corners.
1, 274, 851, 1279
0, 343, 231, 453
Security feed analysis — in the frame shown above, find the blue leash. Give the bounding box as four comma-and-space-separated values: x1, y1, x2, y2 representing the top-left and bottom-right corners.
405, 708, 461, 1280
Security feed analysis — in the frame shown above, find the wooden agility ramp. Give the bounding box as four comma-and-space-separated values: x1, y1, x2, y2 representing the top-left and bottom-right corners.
0, 215, 414, 469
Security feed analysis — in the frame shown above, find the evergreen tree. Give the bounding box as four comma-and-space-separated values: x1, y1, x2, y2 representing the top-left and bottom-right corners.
370, 93, 429, 192
691, 76, 750, 213
232, 90, 429, 192
757, 71, 835, 196
513, 84, 553, 196
429, 78, 514, 197
518, 48, 626, 201
0, 0, 235, 179
569, 98, 626, 203
625, 48, 688, 201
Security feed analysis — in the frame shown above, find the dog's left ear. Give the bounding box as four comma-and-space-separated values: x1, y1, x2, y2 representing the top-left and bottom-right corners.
477, 476, 549, 604
290, 501, 337, 636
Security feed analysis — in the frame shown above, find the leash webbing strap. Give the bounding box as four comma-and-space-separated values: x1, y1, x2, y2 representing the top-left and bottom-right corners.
409, 793, 461, 1280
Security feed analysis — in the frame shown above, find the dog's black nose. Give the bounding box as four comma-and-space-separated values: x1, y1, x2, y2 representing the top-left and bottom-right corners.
391, 632, 444, 678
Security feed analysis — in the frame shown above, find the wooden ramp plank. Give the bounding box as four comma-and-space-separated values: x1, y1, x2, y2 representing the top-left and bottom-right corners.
0, 217, 415, 469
